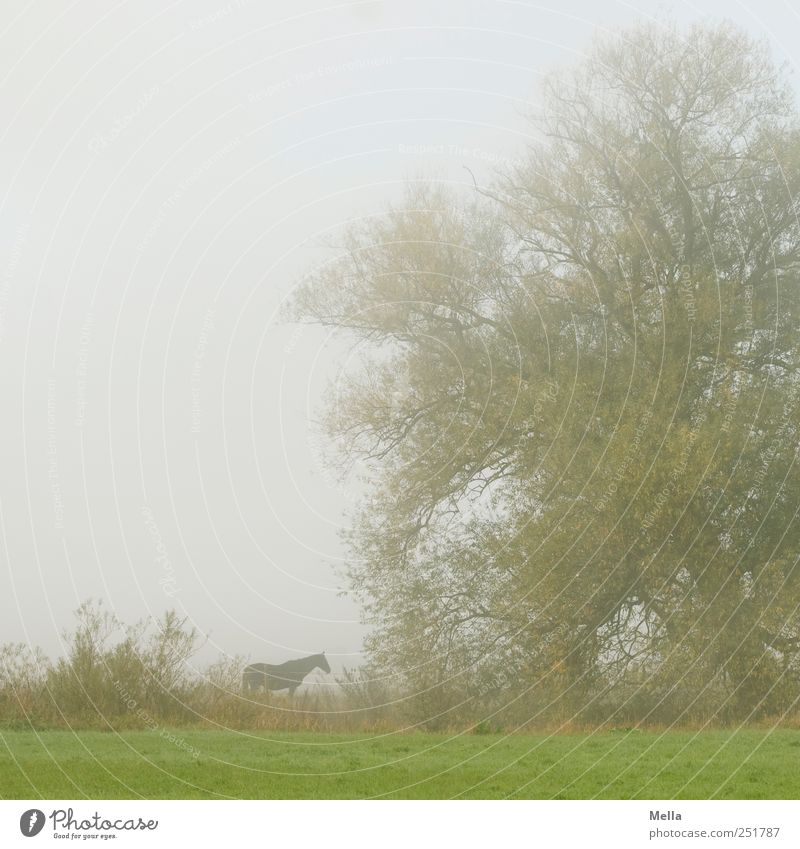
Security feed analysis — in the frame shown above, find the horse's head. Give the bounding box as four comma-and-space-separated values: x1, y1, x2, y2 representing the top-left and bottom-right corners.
317, 652, 331, 674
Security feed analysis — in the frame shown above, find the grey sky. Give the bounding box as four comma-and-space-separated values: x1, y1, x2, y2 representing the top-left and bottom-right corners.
1, 0, 798, 673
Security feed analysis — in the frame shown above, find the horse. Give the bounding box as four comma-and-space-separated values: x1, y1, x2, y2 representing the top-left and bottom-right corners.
242, 653, 331, 696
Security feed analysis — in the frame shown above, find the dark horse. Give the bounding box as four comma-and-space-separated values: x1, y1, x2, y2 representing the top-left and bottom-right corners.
242, 653, 331, 696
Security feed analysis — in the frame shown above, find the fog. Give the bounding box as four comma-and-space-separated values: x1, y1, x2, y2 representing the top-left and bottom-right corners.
1, 0, 797, 672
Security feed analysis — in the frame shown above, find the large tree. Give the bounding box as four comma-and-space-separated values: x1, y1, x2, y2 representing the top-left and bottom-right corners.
290, 21, 800, 723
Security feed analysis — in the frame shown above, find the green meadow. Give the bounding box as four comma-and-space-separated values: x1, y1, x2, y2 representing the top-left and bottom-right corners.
1, 729, 798, 799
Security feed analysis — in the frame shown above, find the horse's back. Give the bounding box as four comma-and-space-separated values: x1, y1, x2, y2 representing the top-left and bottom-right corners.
243, 658, 315, 692
246, 663, 281, 674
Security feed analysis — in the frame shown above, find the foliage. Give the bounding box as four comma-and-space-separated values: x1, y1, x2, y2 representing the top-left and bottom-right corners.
289, 21, 800, 722
0, 603, 394, 732
1, 601, 203, 728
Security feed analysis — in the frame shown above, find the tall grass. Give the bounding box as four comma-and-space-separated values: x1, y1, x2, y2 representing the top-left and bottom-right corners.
2, 602, 798, 733
0, 602, 398, 732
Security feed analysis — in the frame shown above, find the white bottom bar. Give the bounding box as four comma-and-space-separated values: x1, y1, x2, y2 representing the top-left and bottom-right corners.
2, 800, 798, 848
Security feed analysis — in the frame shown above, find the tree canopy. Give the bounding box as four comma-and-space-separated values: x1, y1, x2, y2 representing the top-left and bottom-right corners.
289, 21, 800, 724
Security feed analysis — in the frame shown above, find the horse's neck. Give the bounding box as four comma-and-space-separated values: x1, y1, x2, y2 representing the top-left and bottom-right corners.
298, 655, 319, 674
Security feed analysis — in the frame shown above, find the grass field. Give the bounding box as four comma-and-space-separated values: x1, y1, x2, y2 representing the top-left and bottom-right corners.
1, 728, 798, 799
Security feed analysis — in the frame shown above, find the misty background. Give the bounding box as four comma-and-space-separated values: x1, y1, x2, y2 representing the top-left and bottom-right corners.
1, 0, 798, 672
